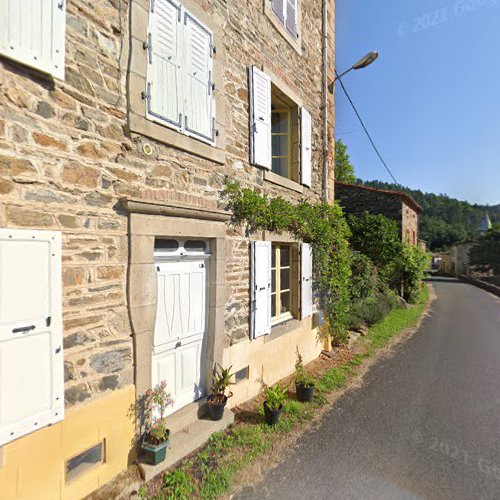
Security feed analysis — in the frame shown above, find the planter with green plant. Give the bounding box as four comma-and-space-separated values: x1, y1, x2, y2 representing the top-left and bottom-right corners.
263, 384, 287, 425
294, 349, 315, 402
207, 364, 234, 421
140, 381, 174, 466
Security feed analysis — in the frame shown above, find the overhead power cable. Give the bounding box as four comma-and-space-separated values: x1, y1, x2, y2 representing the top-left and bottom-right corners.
335, 70, 399, 185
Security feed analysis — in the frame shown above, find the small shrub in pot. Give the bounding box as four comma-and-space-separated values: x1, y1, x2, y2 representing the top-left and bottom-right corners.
207, 364, 234, 421
294, 349, 315, 402
263, 384, 287, 426
140, 381, 174, 465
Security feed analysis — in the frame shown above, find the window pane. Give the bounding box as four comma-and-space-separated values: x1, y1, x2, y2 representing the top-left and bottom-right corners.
271, 269, 276, 293
272, 135, 288, 157
271, 244, 277, 267
280, 291, 290, 314
272, 112, 288, 133
280, 245, 290, 267
155, 239, 179, 252
271, 296, 276, 317
280, 268, 290, 291
272, 157, 289, 178
184, 240, 207, 253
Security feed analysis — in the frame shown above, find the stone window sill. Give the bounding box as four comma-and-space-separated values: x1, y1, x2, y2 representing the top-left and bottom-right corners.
264, 170, 304, 193
264, 318, 303, 343
129, 113, 225, 165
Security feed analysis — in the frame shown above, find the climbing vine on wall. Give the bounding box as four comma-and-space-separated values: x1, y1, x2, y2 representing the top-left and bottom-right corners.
221, 181, 352, 344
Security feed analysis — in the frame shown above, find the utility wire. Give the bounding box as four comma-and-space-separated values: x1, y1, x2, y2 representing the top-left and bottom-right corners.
335, 70, 399, 185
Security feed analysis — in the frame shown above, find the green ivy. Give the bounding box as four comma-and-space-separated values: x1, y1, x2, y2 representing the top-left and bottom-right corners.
221, 180, 352, 344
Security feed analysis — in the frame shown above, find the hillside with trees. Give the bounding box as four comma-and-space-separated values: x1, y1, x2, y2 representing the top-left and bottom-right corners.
356, 180, 500, 251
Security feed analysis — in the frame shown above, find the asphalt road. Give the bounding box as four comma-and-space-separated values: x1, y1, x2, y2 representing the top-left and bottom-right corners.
235, 278, 500, 500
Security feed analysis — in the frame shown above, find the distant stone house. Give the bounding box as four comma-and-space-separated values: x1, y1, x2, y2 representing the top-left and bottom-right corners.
335, 182, 422, 246
449, 240, 477, 276
0, 0, 335, 498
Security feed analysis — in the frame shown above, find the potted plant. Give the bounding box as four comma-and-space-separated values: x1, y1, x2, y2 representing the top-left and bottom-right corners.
294, 349, 315, 402
140, 381, 174, 466
263, 384, 287, 426
207, 364, 234, 421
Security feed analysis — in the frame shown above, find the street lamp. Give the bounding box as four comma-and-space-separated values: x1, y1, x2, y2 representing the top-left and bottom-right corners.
328, 51, 378, 93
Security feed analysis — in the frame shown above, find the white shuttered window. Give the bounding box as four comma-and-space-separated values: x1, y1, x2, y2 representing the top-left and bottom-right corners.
0, 0, 66, 79
300, 107, 312, 187
146, 0, 215, 144
249, 65, 272, 170
0, 229, 64, 446
251, 241, 272, 339
301, 243, 313, 319
270, 0, 298, 38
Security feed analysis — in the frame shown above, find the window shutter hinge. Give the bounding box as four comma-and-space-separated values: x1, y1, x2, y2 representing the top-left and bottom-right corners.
213, 117, 219, 137
150, 0, 155, 13
55, 346, 62, 354
143, 33, 153, 64
141, 83, 151, 101
57, 0, 65, 9
46, 316, 51, 327
210, 44, 216, 57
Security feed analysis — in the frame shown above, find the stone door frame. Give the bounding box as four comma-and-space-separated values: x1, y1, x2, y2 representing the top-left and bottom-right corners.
122, 197, 229, 401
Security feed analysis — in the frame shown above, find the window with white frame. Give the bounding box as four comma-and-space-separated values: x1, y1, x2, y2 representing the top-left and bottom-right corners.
144, 0, 216, 144
0, 0, 66, 79
251, 241, 313, 338
271, 0, 298, 38
249, 65, 312, 187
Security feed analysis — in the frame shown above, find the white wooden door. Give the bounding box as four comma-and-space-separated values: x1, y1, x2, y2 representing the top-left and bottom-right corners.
152, 258, 208, 414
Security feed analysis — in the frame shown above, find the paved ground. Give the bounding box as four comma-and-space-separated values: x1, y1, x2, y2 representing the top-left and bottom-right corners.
236, 278, 500, 500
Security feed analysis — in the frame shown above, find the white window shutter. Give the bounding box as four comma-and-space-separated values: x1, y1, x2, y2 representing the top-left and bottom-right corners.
0, 0, 66, 79
271, 0, 285, 23
146, 0, 183, 130
301, 107, 312, 187
251, 241, 272, 338
183, 11, 215, 143
301, 243, 313, 319
286, 0, 298, 38
249, 65, 272, 170
0, 229, 63, 446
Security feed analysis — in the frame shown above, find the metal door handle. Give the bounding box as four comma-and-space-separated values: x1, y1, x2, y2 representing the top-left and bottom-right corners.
12, 325, 35, 334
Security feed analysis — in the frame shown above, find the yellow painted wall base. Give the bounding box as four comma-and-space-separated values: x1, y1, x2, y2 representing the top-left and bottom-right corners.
0, 386, 135, 500
224, 321, 323, 407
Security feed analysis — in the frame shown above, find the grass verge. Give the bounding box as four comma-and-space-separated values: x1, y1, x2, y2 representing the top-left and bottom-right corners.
140, 285, 430, 500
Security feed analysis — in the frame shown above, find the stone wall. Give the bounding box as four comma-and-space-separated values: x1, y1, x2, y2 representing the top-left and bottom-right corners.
335, 183, 419, 244
0, 0, 334, 410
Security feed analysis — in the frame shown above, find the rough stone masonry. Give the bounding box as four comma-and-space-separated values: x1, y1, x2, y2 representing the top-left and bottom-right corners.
0, 0, 335, 410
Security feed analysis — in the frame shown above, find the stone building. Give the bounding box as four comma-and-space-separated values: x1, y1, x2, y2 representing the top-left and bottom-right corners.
0, 0, 335, 497
335, 182, 422, 246
449, 240, 476, 276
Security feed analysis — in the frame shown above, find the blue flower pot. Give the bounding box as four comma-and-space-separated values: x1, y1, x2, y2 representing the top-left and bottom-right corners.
140, 432, 170, 465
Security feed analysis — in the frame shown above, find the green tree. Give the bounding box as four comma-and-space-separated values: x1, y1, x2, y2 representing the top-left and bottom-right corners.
469, 225, 500, 274
334, 139, 356, 183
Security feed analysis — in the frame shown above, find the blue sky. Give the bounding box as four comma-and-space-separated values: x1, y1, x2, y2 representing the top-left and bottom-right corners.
334, 0, 500, 205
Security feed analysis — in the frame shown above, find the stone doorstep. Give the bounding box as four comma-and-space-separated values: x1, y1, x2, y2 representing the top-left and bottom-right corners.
138, 408, 235, 482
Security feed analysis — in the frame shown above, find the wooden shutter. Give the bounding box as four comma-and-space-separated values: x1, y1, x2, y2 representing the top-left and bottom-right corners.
0, 0, 66, 79
146, 0, 183, 130
301, 107, 312, 187
0, 229, 63, 446
285, 0, 298, 38
271, 0, 285, 23
183, 11, 215, 143
249, 66, 272, 169
301, 243, 313, 319
251, 241, 272, 338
